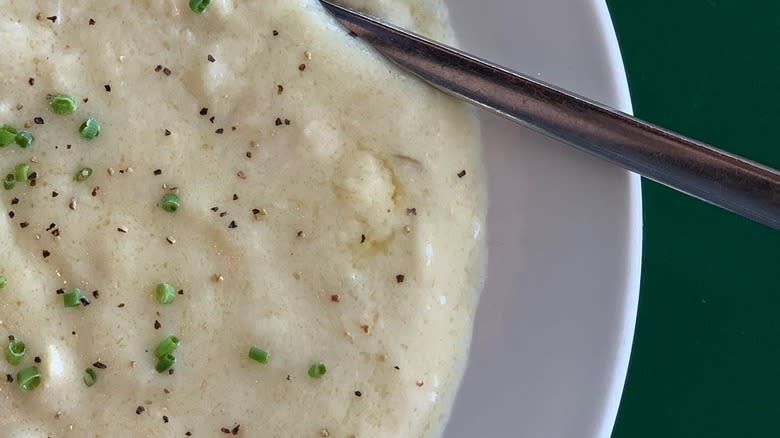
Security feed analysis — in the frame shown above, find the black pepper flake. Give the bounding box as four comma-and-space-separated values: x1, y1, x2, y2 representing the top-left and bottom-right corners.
186, 433, 192, 436
177, 289, 184, 295
66, 144, 72, 149
232, 425, 241, 435
153, 169, 162, 176
360, 234, 366, 244
209, 116, 215, 124
211, 206, 219, 212
215, 128, 224, 134
46, 15, 57, 23
221, 428, 231, 434
232, 193, 238, 201
92, 290, 100, 299
8, 336, 14, 341
252, 208, 260, 215
277, 84, 284, 94
80, 296, 91, 306
163, 67, 172, 76
83, 98, 89, 103
8, 211, 14, 219
407, 208, 417, 216
91, 187, 99, 197
275, 118, 282, 126
52, 191, 59, 197
33, 117, 44, 125
163, 388, 170, 394
89, 18, 96, 25
457, 170, 467, 178
155, 65, 163, 72
272, 30, 279, 36
330, 294, 340, 303
10, 197, 19, 205
163, 415, 169, 423
104, 84, 111, 92
46, 223, 56, 231
200, 107, 208, 116
231, 126, 237, 131
28, 77, 35, 86
219, 212, 228, 217
5, 374, 12, 383
298, 63, 306, 71
208, 54, 216, 62
154, 320, 161, 330
56, 288, 64, 295
394, 365, 400, 370
354, 391, 362, 397
19, 222, 29, 229
168, 368, 174, 375
93, 361, 107, 369
284, 119, 290, 126
34, 356, 41, 363
228, 220, 238, 229
246, 151, 252, 158
136, 406, 145, 415
164, 129, 171, 136
118, 303, 125, 308
42, 250, 50, 258
396, 274, 405, 283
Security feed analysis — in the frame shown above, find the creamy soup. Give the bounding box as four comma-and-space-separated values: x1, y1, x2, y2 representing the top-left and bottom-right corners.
0, 1, 485, 436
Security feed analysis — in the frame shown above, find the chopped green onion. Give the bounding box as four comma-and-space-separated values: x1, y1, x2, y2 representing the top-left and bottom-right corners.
307, 362, 327, 379
154, 335, 180, 359
0, 125, 17, 146
14, 163, 29, 182
155, 353, 176, 373
5, 339, 26, 365
63, 288, 82, 308
15, 131, 34, 148
50, 93, 78, 115
74, 167, 93, 182
189, 0, 211, 14
0, 275, 6, 288
248, 346, 269, 364
79, 118, 100, 139
160, 193, 180, 212
3, 174, 15, 190
17, 366, 41, 392
83, 368, 97, 387
155, 282, 176, 304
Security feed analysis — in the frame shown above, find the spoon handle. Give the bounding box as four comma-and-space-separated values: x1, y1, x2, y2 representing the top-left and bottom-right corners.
321, 0, 780, 230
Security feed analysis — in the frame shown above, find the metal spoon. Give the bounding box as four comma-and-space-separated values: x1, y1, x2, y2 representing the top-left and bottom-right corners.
320, 0, 780, 230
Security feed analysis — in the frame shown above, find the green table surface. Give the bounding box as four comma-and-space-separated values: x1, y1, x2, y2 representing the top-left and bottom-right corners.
606, 2, 780, 437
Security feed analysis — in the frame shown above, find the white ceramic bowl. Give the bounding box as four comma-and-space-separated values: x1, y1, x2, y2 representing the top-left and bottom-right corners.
443, 1, 643, 437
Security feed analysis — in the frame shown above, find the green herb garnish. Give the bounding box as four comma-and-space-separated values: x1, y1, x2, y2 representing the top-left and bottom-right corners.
155, 282, 176, 305
17, 366, 41, 392
248, 346, 269, 364
50, 93, 78, 115
5, 339, 26, 365
307, 362, 327, 379
79, 118, 100, 139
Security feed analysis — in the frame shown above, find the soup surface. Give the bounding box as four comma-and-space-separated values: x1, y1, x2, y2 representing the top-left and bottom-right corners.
0, 1, 485, 436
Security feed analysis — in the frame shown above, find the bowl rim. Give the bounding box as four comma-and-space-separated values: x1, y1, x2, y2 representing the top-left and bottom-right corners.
590, 0, 643, 436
